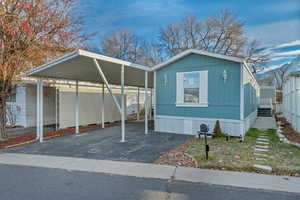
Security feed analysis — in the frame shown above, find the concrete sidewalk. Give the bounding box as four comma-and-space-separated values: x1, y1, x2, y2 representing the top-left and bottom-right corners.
0, 153, 299, 194
252, 117, 277, 129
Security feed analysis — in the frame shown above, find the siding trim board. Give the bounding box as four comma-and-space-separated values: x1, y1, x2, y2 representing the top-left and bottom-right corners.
240, 63, 244, 120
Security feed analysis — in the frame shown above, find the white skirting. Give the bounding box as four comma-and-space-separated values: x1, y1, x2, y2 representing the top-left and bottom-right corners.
155, 112, 257, 137
244, 110, 257, 133
155, 115, 244, 137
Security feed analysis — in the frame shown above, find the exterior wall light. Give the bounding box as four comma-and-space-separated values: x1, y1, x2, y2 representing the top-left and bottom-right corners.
223, 70, 228, 83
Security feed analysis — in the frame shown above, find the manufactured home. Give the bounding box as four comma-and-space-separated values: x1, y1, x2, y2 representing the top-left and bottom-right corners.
153, 49, 259, 137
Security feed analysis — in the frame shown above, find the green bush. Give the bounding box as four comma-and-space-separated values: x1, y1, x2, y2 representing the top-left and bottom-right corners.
214, 120, 222, 137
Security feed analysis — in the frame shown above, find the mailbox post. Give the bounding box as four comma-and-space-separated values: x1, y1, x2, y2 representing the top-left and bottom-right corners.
198, 124, 209, 160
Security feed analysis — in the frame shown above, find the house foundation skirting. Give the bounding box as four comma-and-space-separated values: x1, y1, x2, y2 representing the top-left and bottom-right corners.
243, 110, 257, 133
155, 115, 246, 137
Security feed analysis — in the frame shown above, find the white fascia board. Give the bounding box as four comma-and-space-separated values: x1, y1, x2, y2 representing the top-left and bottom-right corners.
26, 50, 80, 76
152, 49, 244, 71
78, 49, 151, 72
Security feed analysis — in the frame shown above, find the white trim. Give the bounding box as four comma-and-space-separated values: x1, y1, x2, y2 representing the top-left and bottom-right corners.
176, 70, 208, 106
176, 103, 208, 107
78, 49, 151, 72
152, 49, 244, 71
156, 115, 242, 123
240, 63, 244, 120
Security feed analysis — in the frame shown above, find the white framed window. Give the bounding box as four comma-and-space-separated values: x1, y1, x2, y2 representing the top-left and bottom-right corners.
176, 71, 208, 107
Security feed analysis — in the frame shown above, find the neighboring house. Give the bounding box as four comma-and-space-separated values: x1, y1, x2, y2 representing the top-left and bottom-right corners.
283, 71, 300, 132
153, 49, 259, 137
259, 86, 276, 105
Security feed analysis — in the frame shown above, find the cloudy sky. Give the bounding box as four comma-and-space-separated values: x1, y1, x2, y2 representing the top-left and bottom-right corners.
77, 0, 300, 71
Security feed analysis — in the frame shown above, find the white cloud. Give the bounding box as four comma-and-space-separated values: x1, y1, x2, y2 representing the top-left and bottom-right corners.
246, 19, 300, 46
272, 49, 300, 57
258, 65, 282, 74
273, 40, 300, 49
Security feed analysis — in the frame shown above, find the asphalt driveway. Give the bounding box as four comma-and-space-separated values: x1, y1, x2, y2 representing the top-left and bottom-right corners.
1, 121, 191, 163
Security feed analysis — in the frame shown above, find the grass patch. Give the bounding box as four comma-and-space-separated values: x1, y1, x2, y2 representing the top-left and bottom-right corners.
245, 128, 260, 138
185, 128, 300, 176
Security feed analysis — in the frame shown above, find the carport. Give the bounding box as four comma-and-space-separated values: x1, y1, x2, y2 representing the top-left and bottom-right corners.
26, 49, 154, 143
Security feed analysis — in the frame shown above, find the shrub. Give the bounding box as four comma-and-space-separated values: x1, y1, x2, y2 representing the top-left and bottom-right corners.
214, 120, 222, 137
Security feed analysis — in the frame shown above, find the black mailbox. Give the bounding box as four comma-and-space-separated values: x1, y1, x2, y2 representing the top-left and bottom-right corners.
200, 124, 209, 133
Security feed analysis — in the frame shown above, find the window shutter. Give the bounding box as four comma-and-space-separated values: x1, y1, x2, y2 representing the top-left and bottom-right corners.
199, 71, 208, 104
176, 72, 184, 104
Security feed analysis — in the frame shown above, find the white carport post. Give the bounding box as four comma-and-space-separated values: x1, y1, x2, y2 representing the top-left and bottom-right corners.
36, 79, 44, 143
150, 89, 152, 120
121, 64, 125, 142
36, 80, 40, 140
137, 87, 140, 121
144, 71, 148, 134
55, 87, 58, 131
75, 80, 79, 134
101, 83, 105, 128
40, 80, 44, 142
93, 58, 123, 141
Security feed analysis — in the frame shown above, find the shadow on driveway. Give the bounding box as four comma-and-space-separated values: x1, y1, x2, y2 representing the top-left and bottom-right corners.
1, 121, 191, 163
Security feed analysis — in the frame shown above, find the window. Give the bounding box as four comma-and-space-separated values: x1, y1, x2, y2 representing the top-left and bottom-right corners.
183, 72, 200, 103
176, 71, 208, 107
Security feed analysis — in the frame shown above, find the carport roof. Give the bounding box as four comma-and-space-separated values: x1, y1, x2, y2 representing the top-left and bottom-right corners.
27, 49, 153, 88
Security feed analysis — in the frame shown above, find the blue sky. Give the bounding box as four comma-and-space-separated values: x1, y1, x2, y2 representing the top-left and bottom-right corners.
76, 0, 300, 71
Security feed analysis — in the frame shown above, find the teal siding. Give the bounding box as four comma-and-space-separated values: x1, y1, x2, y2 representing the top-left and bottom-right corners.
244, 83, 258, 118
156, 54, 241, 120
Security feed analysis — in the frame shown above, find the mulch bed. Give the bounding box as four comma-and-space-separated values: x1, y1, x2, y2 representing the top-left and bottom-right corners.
154, 138, 198, 168
277, 117, 300, 144
0, 121, 121, 149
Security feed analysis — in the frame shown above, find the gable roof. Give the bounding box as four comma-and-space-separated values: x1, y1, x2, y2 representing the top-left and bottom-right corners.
152, 49, 245, 71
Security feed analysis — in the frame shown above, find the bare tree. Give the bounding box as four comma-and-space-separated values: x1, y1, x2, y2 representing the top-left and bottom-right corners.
274, 63, 291, 90
139, 41, 164, 66
101, 29, 143, 63
0, 0, 88, 140
245, 40, 270, 74
159, 10, 246, 58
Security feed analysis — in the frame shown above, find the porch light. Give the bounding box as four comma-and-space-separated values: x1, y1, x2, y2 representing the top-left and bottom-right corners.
223, 70, 228, 83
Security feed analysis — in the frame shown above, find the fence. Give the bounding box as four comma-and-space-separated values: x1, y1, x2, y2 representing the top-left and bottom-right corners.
283, 75, 300, 132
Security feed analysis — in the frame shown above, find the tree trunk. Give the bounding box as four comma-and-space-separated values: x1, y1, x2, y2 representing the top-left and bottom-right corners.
0, 98, 8, 141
